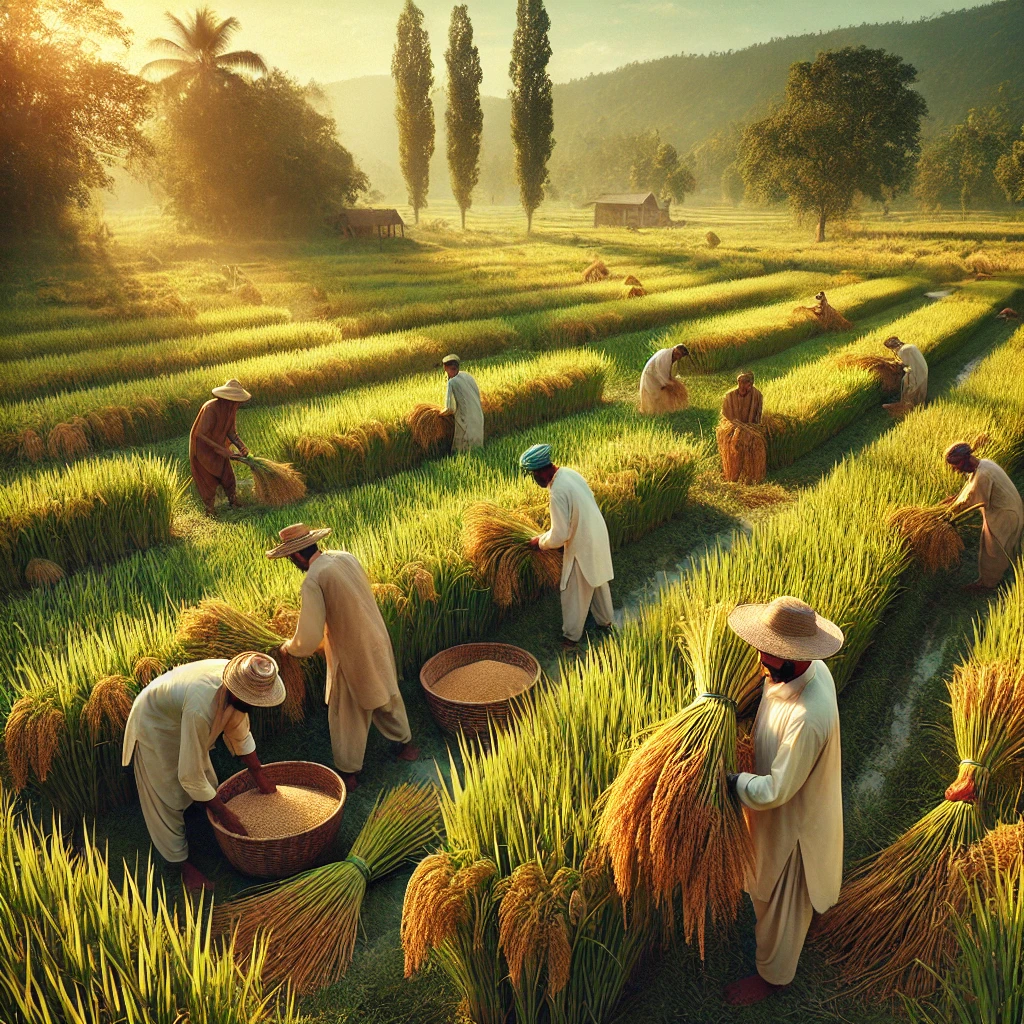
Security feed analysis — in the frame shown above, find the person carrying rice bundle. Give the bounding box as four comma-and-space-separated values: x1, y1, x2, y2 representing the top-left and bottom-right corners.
881, 335, 928, 416
722, 597, 845, 1007
121, 652, 284, 892
271, 524, 419, 791
638, 344, 690, 414
441, 354, 484, 452
717, 371, 766, 483
521, 443, 614, 650
189, 378, 251, 516
943, 440, 1023, 591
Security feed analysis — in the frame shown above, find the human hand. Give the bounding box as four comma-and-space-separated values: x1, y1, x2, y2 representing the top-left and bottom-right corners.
528, 536, 541, 550
253, 770, 277, 795
216, 805, 248, 836
236, 442, 250, 457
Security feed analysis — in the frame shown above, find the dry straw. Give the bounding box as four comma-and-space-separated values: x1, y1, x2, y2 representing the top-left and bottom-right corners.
407, 403, 455, 450
239, 455, 307, 507
582, 260, 609, 283
887, 502, 980, 572
24, 557, 64, 587
838, 354, 905, 393
716, 421, 767, 484
794, 297, 853, 331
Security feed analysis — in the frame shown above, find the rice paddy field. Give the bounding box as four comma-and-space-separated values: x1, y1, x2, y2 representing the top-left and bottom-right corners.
2, 200, 1023, 1024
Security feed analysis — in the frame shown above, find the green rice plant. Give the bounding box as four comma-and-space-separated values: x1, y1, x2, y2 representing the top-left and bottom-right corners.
283, 351, 608, 490
0, 787, 296, 1024
0, 304, 290, 361
410, 321, 1024, 1023
0, 455, 185, 593
676, 276, 927, 373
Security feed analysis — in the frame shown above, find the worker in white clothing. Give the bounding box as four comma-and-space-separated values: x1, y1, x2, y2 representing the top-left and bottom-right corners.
882, 334, 928, 413
122, 652, 284, 891
521, 442, 615, 649
441, 354, 484, 452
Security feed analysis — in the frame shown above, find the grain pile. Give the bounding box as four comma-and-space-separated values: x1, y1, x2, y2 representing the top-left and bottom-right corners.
226, 784, 339, 838
582, 260, 609, 284
432, 660, 534, 703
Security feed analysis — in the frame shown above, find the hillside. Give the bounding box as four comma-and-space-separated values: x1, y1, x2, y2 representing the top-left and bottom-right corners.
325, 0, 1024, 204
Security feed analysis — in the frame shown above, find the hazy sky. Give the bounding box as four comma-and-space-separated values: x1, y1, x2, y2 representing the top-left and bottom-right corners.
111, 0, 993, 95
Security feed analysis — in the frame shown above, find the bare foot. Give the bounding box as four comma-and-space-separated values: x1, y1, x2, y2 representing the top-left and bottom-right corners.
180, 861, 214, 892
396, 742, 420, 762
341, 772, 359, 792
560, 637, 579, 650
723, 974, 786, 1006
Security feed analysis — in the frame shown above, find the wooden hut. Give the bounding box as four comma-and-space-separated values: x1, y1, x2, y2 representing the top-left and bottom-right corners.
332, 208, 405, 239
587, 193, 670, 228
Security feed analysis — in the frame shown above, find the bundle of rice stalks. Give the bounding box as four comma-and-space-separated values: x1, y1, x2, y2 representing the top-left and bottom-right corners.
582, 260, 609, 284
24, 557, 64, 587
407, 403, 455, 451
175, 599, 306, 722
3, 696, 66, 789
623, 284, 646, 299
716, 420, 767, 484
597, 602, 761, 955
623, 275, 642, 287
133, 655, 164, 686
659, 379, 689, 411
816, 660, 1024, 999
463, 502, 562, 609
706, 231, 721, 248
82, 675, 135, 741
967, 820, 1024, 879
215, 783, 442, 993
882, 399, 914, 419
17, 429, 44, 462
239, 456, 307, 507
794, 298, 853, 332
838, 354, 905, 393
46, 419, 90, 460
887, 502, 980, 572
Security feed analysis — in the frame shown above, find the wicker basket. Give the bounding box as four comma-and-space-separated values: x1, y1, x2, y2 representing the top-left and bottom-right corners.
419, 642, 541, 740
207, 760, 346, 879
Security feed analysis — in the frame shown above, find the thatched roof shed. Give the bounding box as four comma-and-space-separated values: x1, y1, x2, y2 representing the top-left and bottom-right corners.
585, 192, 670, 228
332, 208, 405, 239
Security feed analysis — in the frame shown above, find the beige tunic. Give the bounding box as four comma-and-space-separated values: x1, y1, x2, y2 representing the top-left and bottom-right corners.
722, 385, 763, 425
444, 371, 484, 452
897, 343, 928, 405
639, 348, 684, 414
121, 659, 254, 862
953, 459, 1024, 586
538, 467, 614, 590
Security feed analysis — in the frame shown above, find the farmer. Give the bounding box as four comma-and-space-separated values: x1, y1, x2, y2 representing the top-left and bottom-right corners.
122, 651, 284, 892
881, 335, 928, 412
189, 378, 251, 515
638, 344, 689, 414
944, 441, 1024, 591
723, 596, 845, 1007
441, 354, 484, 452
717, 371, 765, 483
270, 523, 419, 791
521, 443, 614, 649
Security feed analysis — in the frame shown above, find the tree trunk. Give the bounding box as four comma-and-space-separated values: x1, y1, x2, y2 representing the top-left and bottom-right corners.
414, 206, 420, 225
526, 207, 533, 234
461, 206, 466, 230
815, 210, 826, 243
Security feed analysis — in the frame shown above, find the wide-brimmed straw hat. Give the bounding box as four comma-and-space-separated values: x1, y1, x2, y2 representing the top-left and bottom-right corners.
728, 596, 844, 660
212, 378, 252, 402
223, 651, 286, 707
266, 522, 332, 559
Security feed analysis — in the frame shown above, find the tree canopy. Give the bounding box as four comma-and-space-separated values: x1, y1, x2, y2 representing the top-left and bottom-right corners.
392, 0, 435, 224
740, 46, 927, 240
630, 131, 696, 205
445, 5, 483, 229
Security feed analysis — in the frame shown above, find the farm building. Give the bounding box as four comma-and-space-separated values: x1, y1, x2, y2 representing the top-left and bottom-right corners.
587, 192, 670, 228
332, 208, 405, 239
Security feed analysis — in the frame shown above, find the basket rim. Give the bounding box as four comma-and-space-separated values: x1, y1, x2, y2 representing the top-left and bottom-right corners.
419, 642, 541, 707
207, 760, 346, 844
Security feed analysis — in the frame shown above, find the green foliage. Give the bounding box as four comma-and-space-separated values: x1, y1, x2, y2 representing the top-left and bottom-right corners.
392, 0, 435, 223
445, 6, 483, 229
509, 0, 554, 233
0, 0, 151, 239
996, 125, 1024, 205
741, 46, 927, 241
629, 130, 696, 205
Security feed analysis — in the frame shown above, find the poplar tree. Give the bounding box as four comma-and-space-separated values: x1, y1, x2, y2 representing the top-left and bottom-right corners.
508, 0, 554, 233
445, 5, 483, 229
392, 0, 434, 223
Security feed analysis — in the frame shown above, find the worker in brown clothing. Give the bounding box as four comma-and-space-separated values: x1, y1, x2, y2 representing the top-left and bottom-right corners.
717, 371, 767, 483
189, 379, 251, 515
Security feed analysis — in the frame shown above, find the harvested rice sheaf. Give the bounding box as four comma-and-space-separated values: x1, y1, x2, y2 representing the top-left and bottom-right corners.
407, 403, 455, 451
705, 231, 721, 248
582, 259, 609, 284
82, 675, 135, 741
46, 420, 90, 460
887, 502, 974, 572
240, 456, 306, 507
838, 354, 904, 393
24, 558, 64, 587
716, 420, 767, 484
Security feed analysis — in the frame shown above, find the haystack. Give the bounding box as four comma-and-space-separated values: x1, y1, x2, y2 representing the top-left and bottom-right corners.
705, 231, 721, 248
407, 404, 455, 451
716, 421, 767, 484
25, 558, 64, 588
622, 284, 646, 299
623, 274, 642, 287
582, 260, 610, 284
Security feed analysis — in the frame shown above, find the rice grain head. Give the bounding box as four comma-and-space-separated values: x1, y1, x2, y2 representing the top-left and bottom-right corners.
133, 656, 164, 686
82, 675, 135, 741
4, 697, 34, 790
25, 558, 65, 587
46, 421, 90, 460
407, 404, 455, 451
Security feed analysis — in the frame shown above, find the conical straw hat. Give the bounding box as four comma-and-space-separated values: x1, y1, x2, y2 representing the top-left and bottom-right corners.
727, 596, 844, 660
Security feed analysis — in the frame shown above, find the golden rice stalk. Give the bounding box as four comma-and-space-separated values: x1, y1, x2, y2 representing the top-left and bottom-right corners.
401, 854, 497, 976
794, 301, 853, 331
268, 605, 300, 638
407, 404, 455, 451
293, 434, 337, 462
16, 704, 66, 784
46, 420, 90, 460
705, 231, 721, 248
582, 259, 609, 283
622, 284, 646, 299
887, 502, 978, 573
838, 354, 905, 393
397, 561, 439, 603
133, 656, 164, 686
463, 502, 562, 609
716, 420, 767, 484
24, 558, 64, 587
372, 582, 410, 617
966, 820, 1024, 879
623, 274, 642, 287
18, 429, 45, 462
240, 456, 306, 507
82, 675, 135, 741
660, 378, 689, 411
4, 697, 33, 790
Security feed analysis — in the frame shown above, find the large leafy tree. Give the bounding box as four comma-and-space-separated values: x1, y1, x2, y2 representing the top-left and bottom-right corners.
445, 5, 483, 230
740, 46, 927, 241
0, 0, 150, 238
629, 130, 696, 205
392, 0, 434, 224
509, 0, 554, 234
996, 128, 1024, 205
141, 7, 267, 93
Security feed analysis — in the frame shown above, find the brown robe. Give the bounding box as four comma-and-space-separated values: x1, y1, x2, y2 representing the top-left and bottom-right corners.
718, 385, 766, 484
722, 385, 764, 425
188, 398, 244, 511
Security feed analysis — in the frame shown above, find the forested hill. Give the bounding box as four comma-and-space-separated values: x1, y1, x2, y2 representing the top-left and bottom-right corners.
325, 0, 1024, 203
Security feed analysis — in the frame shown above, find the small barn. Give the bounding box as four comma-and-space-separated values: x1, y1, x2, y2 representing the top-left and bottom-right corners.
332, 208, 405, 239
587, 192, 670, 228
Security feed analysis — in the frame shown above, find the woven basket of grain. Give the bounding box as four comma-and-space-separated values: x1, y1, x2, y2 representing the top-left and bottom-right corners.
207, 760, 346, 879
419, 643, 540, 740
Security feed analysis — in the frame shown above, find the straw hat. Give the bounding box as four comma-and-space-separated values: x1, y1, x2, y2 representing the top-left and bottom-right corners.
727, 596, 844, 660
212, 378, 252, 402
266, 522, 332, 559
441, 353, 461, 365
223, 651, 286, 707
736, 371, 754, 384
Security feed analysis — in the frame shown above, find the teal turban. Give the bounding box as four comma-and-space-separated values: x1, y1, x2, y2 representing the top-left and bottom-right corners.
519, 443, 552, 472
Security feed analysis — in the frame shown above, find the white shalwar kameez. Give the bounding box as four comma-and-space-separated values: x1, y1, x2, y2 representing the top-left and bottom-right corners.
638, 348, 686, 414
735, 660, 843, 986
122, 659, 254, 863
444, 371, 484, 452
537, 467, 614, 641
896, 343, 928, 406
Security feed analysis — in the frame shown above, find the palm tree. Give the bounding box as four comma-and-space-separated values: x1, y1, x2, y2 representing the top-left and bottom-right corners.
141, 7, 267, 92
